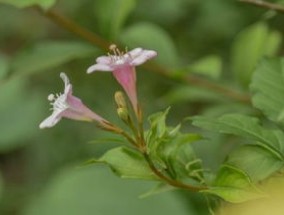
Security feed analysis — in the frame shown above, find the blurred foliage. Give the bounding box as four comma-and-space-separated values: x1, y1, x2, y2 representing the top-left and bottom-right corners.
0, 0, 284, 214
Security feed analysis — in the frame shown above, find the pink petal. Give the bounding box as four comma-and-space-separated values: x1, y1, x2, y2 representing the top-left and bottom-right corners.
66, 95, 106, 123
131, 50, 157, 66
113, 66, 138, 114
87, 63, 113, 73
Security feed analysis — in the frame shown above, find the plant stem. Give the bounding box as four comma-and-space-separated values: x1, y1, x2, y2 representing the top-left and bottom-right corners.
38, 8, 251, 104
239, 0, 284, 13
99, 121, 138, 147
143, 153, 207, 192
43, 8, 110, 51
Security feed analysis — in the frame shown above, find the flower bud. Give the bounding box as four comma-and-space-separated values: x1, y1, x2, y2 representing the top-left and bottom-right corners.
114, 91, 127, 108
117, 107, 129, 122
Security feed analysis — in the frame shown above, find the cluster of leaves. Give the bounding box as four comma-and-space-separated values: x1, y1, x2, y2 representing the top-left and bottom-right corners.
1, 0, 284, 214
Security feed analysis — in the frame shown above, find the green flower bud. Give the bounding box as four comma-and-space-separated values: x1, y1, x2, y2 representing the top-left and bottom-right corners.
117, 107, 129, 122
114, 91, 127, 108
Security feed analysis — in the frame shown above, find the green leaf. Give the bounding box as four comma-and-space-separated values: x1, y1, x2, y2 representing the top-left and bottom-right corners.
0, 54, 9, 79
120, 22, 179, 67
166, 136, 204, 182
0, 0, 56, 10
146, 108, 203, 182
203, 165, 265, 203
227, 145, 284, 182
0, 77, 44, 151
97, 147, 158, 180
11, 41, 97, 76
250, 57, 284, 126
192, 114, 284, 160
189, 55, 222, 79
231, 22, 281, 87
94, 0, 136, 38
23, 167, 195, 215
146, 107, 171, 144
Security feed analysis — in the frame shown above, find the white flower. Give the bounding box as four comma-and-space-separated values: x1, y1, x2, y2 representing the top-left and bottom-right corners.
39, 73, 105, 129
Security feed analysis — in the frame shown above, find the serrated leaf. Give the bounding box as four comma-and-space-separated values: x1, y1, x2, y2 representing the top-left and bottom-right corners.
231, 22, 281, 87
189, 55, 222, 79
98, 147, 158, 180
250, 57, 284, 126
227, 145, 284, 181
11, 41, 97, 76
166, 138, 203, 182
0, 0, 56, 10
192, 114, 284, 160
146, 108, 203, 182
94, 0, 136, 38
202, 165, 265, 203
120, 22, 179, 67
146, 107, 171, 144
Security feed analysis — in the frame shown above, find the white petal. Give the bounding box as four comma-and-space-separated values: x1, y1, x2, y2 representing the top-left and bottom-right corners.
60, 72, 70, 88
39, 111, 62, 129
127, 48, 143, 58
131, 50, 157, 66
87, 64, 113, 73
64, 84, 73, 96
96, 56, 112, 64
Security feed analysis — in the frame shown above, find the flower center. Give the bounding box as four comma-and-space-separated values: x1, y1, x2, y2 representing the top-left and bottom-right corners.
108, 44, 131, 65
48, 93, 69, 111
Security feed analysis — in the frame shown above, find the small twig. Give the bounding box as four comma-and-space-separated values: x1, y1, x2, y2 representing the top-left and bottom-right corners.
41, 8, 110, 51
37, 8, 251, 104
239, 0, 284, 13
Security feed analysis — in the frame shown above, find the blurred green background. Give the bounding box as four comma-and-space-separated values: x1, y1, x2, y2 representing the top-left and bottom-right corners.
0, 0, 283, 214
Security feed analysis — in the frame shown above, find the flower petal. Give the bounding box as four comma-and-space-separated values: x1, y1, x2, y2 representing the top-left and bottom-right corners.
87, 63, 113, 73
39, 111, 62, 129
66, 94, 106, 123
127, 48, 143, 58
60, 72, 70, 88
130, 49, 157, 66
96, 56, 112, 64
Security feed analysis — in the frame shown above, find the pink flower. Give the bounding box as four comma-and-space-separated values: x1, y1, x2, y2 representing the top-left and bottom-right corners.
39, 72, 106, 129
87, 45, 157, 114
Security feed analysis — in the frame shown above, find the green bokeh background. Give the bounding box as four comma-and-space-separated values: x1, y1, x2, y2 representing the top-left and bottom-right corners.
0, 0, 283, 214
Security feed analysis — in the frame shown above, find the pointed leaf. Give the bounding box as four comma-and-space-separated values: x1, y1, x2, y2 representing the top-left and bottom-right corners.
98, 147, 158, 180
250, 57, 284, 126
203, 165, 265, 203
192, 114, 284, 159
227, 145, 284, 181
231, 22, 281, 87
189, 55, 222, 79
